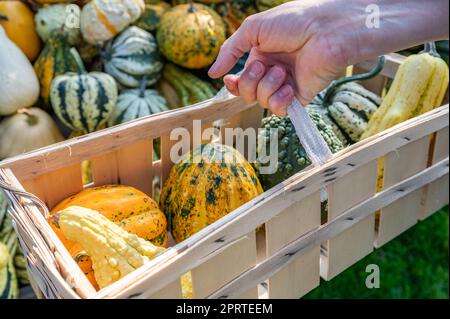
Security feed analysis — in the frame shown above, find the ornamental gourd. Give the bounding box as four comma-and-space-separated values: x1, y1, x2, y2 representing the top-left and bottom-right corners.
35, 3, 82, 45
34, 33, 81, 107
135, 1, 171, 32
48, 185, 168, 289
50, 48, 118, 134
0, 108, 64, 160
162, 63, 217, 107
306, 57, 385, 144
0, 242, 18, 299
157, 3, 226, 69
81, 0, 145, 45
0, 0, 41, 61
0, 26, 40, 116
255, 110, 344, 190
108, 78, 168, 126
362, 45, 449, 139
54, 206, 166, 289
103, 26, 164, 88
160, 143, 263, 243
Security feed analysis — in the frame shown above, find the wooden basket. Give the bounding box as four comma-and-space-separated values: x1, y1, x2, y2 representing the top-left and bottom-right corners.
0, 54, 448, 299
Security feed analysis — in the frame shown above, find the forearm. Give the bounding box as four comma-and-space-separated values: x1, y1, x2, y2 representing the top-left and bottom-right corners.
345, 0, 449, 64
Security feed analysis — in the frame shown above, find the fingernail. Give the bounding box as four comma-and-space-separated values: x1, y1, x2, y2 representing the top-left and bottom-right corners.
269, 67, 284, 81
277, 85, 293, 98
208, 63, 219, 76
248, 61, 264, 78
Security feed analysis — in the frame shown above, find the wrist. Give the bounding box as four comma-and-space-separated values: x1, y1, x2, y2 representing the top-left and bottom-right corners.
349, 0, 449, 64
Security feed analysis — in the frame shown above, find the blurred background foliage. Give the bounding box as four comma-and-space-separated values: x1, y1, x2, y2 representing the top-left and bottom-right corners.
305, 206, 449, 299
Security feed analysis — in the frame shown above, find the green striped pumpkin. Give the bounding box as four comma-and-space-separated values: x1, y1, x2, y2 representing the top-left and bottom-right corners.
51, 49, 118, 134
0, 242, 18, 299
108, 80, 168, 126
103, 26, 164, 88
1, 192, 18, 300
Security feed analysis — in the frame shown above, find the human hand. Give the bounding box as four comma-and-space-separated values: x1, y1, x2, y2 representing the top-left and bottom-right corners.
208, 0, 449, 116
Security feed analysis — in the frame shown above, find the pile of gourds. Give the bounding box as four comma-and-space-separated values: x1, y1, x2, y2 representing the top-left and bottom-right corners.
1, 0, 281, 160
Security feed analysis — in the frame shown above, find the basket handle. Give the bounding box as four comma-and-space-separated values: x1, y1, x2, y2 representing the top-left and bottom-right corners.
0, 179, 50, 219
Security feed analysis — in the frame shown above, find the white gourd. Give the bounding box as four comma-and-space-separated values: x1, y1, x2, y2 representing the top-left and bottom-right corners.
80, 0, 145, 45
0, 108, 64, 159
0, 26, 40, 116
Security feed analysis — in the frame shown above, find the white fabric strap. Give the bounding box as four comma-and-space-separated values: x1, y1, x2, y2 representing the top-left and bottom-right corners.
287, 98, 332, 166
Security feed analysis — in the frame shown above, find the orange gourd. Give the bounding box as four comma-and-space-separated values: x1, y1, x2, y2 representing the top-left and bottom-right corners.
0, 1, 41, 61
48, 185, 168, 289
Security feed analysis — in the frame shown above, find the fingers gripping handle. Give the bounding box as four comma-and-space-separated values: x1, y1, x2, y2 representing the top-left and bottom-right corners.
215, 81, 333, 166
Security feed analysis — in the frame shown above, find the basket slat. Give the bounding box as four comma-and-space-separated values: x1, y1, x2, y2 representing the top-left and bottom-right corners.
91, 152, 119, 186
41, 164, 84, 209
375, 136, 430, 247
322, 160, 378, 280
190, 231, 258, 299
116, 139, 154, 196
420, 174, 449, 220
146, 279, 183, 299
266, 191, 321, 298
431, 127, 449, 165
420, 127, 449, 219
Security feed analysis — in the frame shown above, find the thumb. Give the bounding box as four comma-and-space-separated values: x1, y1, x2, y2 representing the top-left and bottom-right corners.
208, 18, 259, 78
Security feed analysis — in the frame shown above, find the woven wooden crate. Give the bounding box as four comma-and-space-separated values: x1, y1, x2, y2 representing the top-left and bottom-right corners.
0, 55, 448, 299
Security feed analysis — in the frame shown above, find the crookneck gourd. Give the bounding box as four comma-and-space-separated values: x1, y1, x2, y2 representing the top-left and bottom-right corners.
160, 143, 263, 243
157, 3, 226, 69
103, 26, 164, 88
49, 185, 168, 290
362, 44, 449, 139
50, 48, 118, 134
55, 206, 166, 289
306, 56, 385, 145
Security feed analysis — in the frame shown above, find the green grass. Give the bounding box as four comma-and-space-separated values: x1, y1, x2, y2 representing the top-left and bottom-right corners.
304, 206, 449, 299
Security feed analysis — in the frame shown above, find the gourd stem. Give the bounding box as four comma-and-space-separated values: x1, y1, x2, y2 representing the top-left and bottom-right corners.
0, 14, 8, 21
323, 56, 386, 106
421, 42, 440, 58
139, 76, 148, 98
188, 0, 195, 13
70, 47, 87, 74
17, 108, 38, 126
